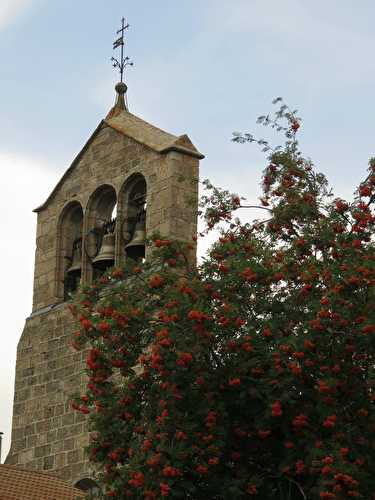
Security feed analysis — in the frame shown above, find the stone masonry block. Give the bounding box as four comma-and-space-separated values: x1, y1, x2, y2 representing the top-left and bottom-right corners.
34, 444, 51, 458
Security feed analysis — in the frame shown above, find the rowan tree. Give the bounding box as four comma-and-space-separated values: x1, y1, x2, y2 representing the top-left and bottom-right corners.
71, 99, 375, 499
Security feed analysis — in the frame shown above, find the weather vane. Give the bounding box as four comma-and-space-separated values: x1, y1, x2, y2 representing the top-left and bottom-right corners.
111, 17, 133, 83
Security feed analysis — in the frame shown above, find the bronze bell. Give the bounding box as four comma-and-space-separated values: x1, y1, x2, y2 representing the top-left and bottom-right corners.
92, 232, 115, 270
125, 218, 146, 260
67, 239, 82, 275
65, 239, 82, 299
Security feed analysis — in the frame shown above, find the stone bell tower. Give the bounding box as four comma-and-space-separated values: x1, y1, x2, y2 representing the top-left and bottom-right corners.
6, 73, 203, 488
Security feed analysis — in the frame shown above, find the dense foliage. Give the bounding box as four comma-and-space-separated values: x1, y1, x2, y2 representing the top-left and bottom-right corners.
71, 101, 375, 499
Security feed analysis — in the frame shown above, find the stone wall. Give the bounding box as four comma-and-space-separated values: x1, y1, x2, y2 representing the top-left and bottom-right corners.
6, 305, 91, 484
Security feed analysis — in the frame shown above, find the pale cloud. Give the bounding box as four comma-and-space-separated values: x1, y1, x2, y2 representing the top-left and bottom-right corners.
0, 152, 59, 461
0, 0, 34, 30
207, 0, 375, 88
213, 0, 366, 43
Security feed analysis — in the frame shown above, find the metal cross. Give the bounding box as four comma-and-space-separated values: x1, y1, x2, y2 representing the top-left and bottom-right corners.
111, 17, 133, 83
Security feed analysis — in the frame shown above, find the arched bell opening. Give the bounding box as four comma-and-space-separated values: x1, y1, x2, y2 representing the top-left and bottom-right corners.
84, 184, 117, 282
56, 201, 84, 301
119, 174, 147, 263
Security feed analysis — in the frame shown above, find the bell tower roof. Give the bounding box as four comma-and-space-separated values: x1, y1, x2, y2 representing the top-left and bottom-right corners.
33, 86, 204, 213
105, 94, 204, 158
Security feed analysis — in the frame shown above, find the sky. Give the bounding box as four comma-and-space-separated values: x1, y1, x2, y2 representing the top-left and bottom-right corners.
1, 0, 375, 462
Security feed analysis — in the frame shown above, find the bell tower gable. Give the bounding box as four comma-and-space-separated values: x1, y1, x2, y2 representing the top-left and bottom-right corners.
31, 94, 203, 313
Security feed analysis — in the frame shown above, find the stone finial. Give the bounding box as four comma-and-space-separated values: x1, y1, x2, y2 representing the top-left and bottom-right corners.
106, 82, 128, 119
115, 82, 127, 109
